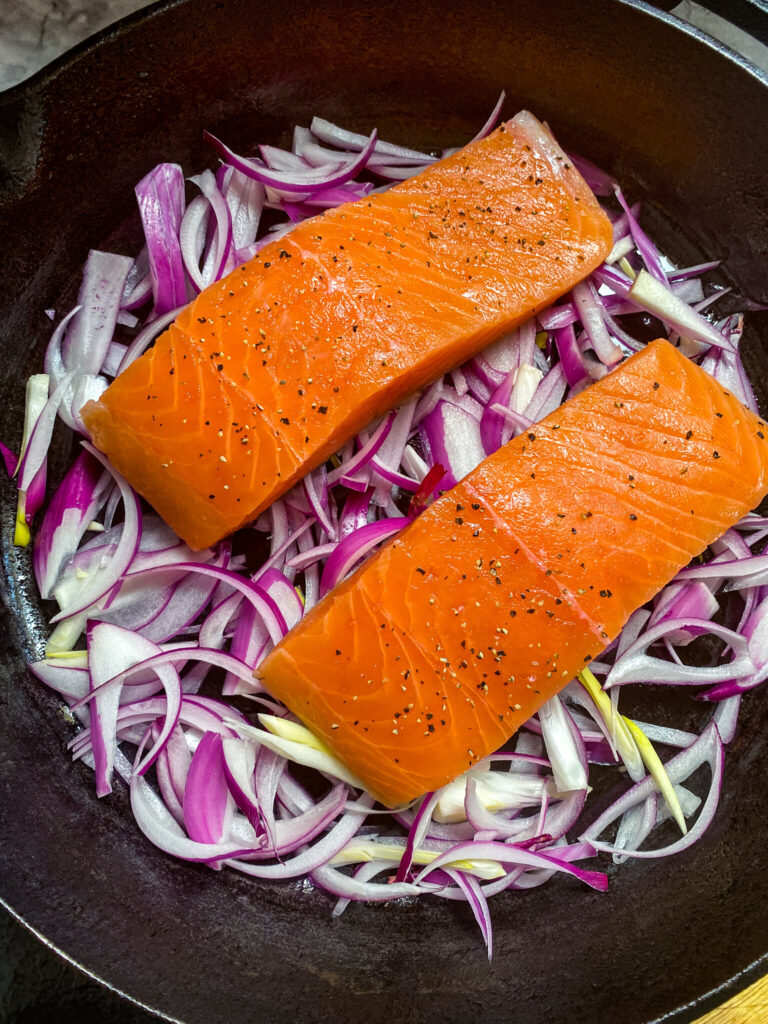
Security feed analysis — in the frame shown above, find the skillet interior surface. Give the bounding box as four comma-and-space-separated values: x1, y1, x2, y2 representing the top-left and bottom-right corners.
1, 1, 768, 1021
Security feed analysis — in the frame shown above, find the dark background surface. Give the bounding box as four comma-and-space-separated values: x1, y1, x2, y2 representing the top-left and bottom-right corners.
0, 912, 154, 1023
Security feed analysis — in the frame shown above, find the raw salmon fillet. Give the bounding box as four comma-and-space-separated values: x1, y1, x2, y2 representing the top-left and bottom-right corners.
82, 112, 611, 550
258, 340, 768, 806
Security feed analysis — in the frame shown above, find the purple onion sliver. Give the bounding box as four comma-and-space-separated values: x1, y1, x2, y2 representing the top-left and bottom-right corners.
184, 732, 235, 847
63, 250, 133, 376
319, 518, 407, 596
135, 163, 187, 315
33, 450, 110, 598
204, 129, 378, 195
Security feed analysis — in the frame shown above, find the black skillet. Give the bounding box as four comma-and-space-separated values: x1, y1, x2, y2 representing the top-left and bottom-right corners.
2, 1, 768, 1021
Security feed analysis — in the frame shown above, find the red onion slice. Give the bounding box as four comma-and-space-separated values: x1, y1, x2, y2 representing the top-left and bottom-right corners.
62, 250, 133, 375
49, 445, 142, 623
204, 129, 378, 195
33, 450, 111, 598
319, 518, 407, 596
581, 723, 724, 858
87, 622, 182, 795
135, 163, 187, 315
309, 117, 433, 163
184, 732, 235, 848
414, 840, 607, 892
606, 619, 753, 688
312, 862, 420, 905
628, 270, 731, 352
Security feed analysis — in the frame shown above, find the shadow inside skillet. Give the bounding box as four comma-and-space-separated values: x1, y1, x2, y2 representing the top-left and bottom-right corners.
2, 2, 768, 1023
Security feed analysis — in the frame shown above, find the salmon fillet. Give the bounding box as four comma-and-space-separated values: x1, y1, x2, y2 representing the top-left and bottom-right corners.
258, 340, 768, 806
82, 111, 611, 550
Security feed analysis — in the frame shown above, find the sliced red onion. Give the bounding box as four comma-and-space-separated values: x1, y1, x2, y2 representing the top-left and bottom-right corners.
33, 450, 111, 598
135, 163, 187, 315
669, 260, 722, 282
571, 281, 622, 366
538, 696, 588, 793
700, 316, 759, 414
339, 489, 373, 537
712, 695, 741, 743
220, 165, 265, 262
62, 250, 133, 375
672, 278, 704, 304
258, 568, 303, 631
628, 270, 731, 351
370, 398, 416, 487
612, 793, 658, 865
413, 378, 447, 424
154, 723, 191, 825
701, 595, 768, 700
523, 362, 567, 423
99, 545, 228, 644
553, 324, 588, 386
256, 784, 348, 859
421, 398, 485, 488
395, 790, 441, 882
286, 542, 337, 572
565, 152, 616, 196
606, 619, 753, 688
444, 868, 493, 958
613, 187, 668, 285
62, 373, 110, 435
44, 306, 83, 388
480, 368, 520, 455
49, 445, 141, 623
227, 796, 374, 879
190, 169, 234, 286
116, 306, 182, 374
310, 117, 433, 163
29, 658, 90, 702
89, 623, 183, 783
221, 600, 269, 696
72, 695, 241, 763
329, 414, 394, 487
582, 723, 724, 858
220, 737, 263, 833
183, 732, 235, 848
414, 840, 607, 892
312, 861, 420, 905
628, 720, 698, 749
121, 247, 151, 310
303, 466, 335, 539
131, 766, 262, 863
465, 90, 506, 144
179, 194, 210, 292
647, 581, 719, 645
95, 647, 266, 698
117, 562, 288, 645
319, 518, 407, 596
204, 129, 377, 195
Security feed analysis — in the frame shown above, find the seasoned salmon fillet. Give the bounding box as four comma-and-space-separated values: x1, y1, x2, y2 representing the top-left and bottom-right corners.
82, 111, 611, 549
258, 340, 768, 806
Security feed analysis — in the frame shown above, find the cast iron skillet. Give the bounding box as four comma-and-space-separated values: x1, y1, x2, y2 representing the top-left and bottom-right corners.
2, 1, 768, 1021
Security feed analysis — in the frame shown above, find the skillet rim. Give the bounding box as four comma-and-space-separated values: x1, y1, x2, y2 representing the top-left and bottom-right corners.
1, 2, 767, 1022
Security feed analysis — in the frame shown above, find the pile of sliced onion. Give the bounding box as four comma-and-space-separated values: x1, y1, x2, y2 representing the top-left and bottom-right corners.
6, 98, 766, 957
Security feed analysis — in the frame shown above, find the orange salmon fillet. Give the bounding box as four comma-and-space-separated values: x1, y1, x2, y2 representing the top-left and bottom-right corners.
82, 111, 611, 550
258, 340, 768, 807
